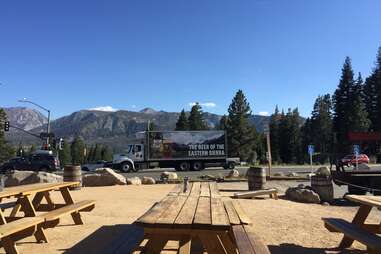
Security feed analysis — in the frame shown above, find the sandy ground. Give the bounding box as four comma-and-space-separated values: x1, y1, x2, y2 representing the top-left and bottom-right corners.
1, 182, 380, 254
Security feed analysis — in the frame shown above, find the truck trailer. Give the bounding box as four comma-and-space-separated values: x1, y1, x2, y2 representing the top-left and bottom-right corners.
112, 130, 239, 172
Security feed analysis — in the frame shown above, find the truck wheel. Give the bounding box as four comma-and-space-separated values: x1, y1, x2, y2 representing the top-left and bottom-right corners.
228, 162, 235, 169
192, 161, 203, 171
348, 185, 367, 195
121, 162, 132, 173
178, 162, 190, 171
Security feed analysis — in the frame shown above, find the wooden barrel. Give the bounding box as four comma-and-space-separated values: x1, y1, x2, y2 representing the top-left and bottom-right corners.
311, 175, 333, 202
247, 167, 266, 191
63, 165, 82, 190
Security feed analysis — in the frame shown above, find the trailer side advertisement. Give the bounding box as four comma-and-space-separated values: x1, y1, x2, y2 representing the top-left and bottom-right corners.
148, 131, 226, 160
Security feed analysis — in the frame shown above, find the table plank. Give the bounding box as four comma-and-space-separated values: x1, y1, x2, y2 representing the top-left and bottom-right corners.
232, 201, 251, 225
156, 196, 188, 225
0, 182, 80, 199
223, 200, 241, 225
209, 182, 220, 198
136, 197, 176, 224
175, 197, 199, 226
346, 195, 381, 209
211, 198, 229, 227
190, 182, 201, 197
200, 182, 210, 197
179, 183, 193, 196
194, 197, 211, 225
168, 184, 182, 196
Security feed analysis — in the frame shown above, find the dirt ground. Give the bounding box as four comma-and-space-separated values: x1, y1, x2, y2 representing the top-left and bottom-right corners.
2, 182, 380, 254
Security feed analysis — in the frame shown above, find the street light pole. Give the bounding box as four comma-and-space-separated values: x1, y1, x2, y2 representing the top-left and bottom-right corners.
18, 99, 51, 145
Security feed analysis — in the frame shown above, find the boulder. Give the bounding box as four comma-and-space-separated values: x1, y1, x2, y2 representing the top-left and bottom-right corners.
285, 186, 321, 204
316, 166, 331, 177
142, 177, 156, 185
4, 170, 63, 187
82, 168, 127, 187
227, 169, 240, 178
160, 172, 178, 181
126, 177, 142, 185
95, 168, 126, 185
287, 172, 299, 177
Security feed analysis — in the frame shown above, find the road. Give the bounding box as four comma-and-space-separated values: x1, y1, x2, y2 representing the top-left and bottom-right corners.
119, 165, 381, 180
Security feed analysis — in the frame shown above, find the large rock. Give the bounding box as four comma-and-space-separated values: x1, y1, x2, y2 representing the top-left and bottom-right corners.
126, 177, 142, 185
160, 172, 178, 181
227, 169, 240, 178
285, 186, 321, 204
142, 177, 156, 185
82, 168, 127, 187
4, 170, 63, 187
95, 168, 126, 185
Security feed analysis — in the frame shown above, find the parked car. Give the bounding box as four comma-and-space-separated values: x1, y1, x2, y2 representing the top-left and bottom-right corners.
341, 154, 369, 166
81, 160, 108, 172
0, 153, 60, 173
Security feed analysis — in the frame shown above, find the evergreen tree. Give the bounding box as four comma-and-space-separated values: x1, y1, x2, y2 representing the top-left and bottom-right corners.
225, 90, 257, 160
269, 106, 281, 163
278, 108, 302, 163
348, 73, 370, 132
0, 108, 15, 163
101, 145, 113, 161
147, 121, 156, 131
29, 144, 36, 155
70, 136, 85, 165
93, 144, 103, 161
218, 115, 229, 130
175, 109, 189, 130
364, 47, 381, 131
188, 103, 207, 130
309, 94, 333, 163
333, 57, 356, 152
59, 141, 71, 167
17, 142, 25, 157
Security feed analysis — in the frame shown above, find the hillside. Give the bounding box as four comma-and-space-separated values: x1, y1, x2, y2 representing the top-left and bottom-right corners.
3, 107, 283, 150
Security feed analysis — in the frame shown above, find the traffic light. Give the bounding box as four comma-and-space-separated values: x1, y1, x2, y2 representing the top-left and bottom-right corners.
4, 121, 10, 132
59, 138, 64, 150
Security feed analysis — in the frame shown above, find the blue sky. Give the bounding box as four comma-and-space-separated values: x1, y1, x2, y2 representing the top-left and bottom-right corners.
1, 0, 381, 119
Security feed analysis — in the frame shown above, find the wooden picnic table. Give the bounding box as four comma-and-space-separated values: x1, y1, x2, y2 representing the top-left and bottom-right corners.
134, 182, 270, 254
0, 182, 95, 254
323, 195, 381, 253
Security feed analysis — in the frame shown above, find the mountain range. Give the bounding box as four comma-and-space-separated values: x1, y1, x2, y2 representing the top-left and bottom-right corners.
4, 107, 272, 151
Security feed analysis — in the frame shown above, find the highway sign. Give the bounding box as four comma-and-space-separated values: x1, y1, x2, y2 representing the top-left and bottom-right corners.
308, 145, 315, 156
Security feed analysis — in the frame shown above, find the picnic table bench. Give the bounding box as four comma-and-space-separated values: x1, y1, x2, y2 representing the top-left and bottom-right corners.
323, 195, 381, 254
134, 182, 270, 254
0, 182, 95, 254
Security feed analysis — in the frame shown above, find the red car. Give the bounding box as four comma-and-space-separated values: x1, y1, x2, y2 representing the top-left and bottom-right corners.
341, 154, 369, 166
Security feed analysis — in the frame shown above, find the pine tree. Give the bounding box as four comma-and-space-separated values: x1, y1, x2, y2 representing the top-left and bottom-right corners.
188, 103, 207, 130
0, 108, 15, 163
269, 106, 281, 163
59, 141, 71, 167
218, 115, 229, 130
93, 144, 103, 161
364, 47, 381, 131
348, 73, 370, 132
278, 108, 302, 163
175, 110, 189, 130
17, 142, 25, 157
225, 90, 257, 160
333, 57, 356, 152
70, 136, 85, 165
309, 94, 333, 163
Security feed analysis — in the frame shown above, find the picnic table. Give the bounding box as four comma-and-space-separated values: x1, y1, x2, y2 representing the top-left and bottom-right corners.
323, 195, 381, 254
134, 182, 270, 254
0, 182, 95, 254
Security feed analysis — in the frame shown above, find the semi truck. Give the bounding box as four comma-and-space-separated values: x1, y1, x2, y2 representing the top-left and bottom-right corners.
112, 130, 239, 172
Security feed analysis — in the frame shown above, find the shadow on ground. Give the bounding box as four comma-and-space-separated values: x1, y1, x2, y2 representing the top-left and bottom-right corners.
61, 224, 144, 254
269, 243, 367, 254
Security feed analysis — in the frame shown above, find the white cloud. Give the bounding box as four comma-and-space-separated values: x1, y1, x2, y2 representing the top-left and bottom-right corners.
189, 102, 217, 108
258, 111, 269, 116
131, 105, 137, 109
89, 106, 118, 112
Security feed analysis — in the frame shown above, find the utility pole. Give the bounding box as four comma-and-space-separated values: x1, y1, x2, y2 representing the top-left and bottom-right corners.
264, 125, 272, 178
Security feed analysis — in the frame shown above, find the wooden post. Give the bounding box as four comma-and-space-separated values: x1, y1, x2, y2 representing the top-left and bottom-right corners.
265, 128, 272, 178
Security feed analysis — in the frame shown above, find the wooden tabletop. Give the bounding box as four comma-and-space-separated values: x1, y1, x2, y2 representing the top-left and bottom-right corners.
0, 182, 80, 199
136, 182, 251, 231
346, 195, 381, 209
